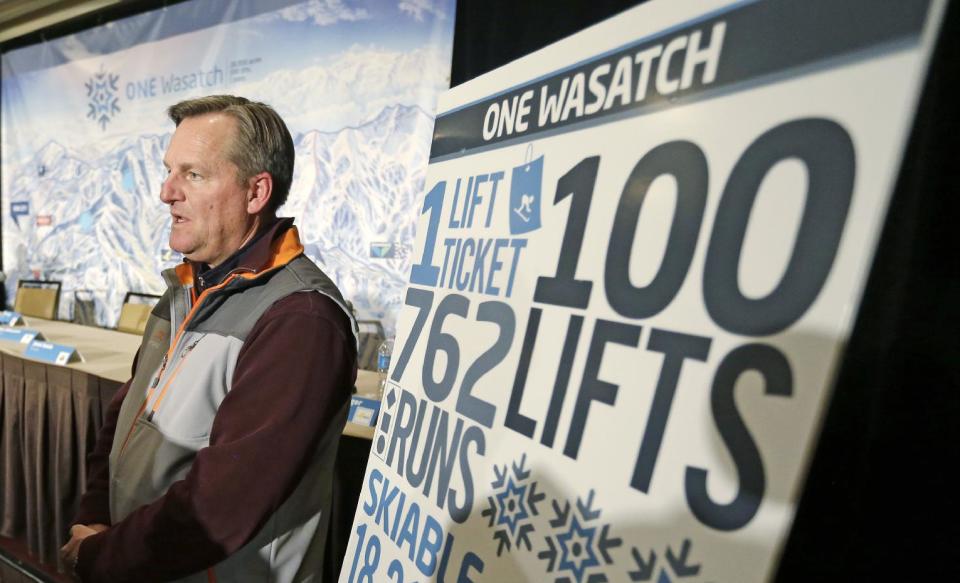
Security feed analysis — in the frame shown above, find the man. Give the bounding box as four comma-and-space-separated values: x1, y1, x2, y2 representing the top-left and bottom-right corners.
60, 95, 358, 582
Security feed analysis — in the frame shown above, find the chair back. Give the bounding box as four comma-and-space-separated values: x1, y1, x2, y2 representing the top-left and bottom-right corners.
356, 319, 386, 371
72, 290, 98, 326
117, 292, 161, 335
14, 280, 62, 320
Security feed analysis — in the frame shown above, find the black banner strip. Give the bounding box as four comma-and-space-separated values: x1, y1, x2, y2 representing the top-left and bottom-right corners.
430, 0, 931, 160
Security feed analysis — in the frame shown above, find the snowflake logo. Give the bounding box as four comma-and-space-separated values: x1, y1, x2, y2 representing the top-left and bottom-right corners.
482, 454, 545, 556
556, 515, 601, 582
539, 489, 621, 583
627, 538, 702, 582
85, 65, 121, 130
495, 477, 530, 534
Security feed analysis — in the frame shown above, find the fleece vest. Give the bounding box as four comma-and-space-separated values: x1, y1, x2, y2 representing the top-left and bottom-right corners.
108, 252, 358, 582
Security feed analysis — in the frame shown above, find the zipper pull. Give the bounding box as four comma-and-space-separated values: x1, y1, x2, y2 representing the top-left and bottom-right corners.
150, 354, 169, 388
182, 338, 201, 358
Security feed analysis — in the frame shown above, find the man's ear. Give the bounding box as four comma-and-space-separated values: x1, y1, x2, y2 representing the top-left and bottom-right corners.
247, 172, 273, 214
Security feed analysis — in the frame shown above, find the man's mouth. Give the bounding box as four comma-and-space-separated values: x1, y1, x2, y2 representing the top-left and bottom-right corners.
172, 214, 187, 224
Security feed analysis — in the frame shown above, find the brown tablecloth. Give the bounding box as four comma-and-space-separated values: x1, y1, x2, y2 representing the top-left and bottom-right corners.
0, 352, 122, 573
0, 318, 376, 576
0, 318, 135, 572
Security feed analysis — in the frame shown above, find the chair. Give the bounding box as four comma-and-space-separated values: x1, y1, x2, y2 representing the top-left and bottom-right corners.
72, 290, 98, 326
117, 292, 161, 335
356, 319, 385, 371
14, 279, 62, 320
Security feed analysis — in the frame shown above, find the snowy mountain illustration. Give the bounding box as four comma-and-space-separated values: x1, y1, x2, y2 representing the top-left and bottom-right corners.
3, 104, 433, 333
289, 104, 434, 329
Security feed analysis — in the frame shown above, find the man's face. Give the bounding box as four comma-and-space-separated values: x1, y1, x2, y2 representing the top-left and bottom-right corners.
160, 113, 255, 267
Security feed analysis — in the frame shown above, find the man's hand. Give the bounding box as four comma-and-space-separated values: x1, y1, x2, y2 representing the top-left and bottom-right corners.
60, 523, 109, 572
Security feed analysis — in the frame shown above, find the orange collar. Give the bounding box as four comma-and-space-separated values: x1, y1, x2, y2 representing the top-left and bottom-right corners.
173, 222, 304, 288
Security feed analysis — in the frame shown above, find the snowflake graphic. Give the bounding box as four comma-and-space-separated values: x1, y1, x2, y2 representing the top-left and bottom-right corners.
627, 538, 702, 582
85, 65, 121, 130
495, 477, 530, 535
539, 489, 622, 583
556, 515, 601, 583
481, 454, 545, 556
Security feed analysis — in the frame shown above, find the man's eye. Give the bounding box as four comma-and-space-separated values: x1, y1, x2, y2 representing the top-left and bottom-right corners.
187, 171, 202, 180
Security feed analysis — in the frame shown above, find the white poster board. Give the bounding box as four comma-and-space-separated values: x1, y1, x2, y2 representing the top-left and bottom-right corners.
341, 0, 945, 581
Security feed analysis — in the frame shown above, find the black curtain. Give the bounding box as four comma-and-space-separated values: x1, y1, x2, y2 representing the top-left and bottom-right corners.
451, 0, 643, 86
776, 1, 959, 579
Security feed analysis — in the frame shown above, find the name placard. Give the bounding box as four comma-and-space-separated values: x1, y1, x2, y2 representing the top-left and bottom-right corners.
0, 326, 43, 344
24, 340, 83, 365
348, 396, 381, 427
0, 311, 24, 326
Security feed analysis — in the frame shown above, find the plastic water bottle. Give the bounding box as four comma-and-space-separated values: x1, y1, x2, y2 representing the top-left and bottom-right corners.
377, 338, 394, 399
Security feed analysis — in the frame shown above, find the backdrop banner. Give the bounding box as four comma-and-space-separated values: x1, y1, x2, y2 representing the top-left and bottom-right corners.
340, 0, 945, 581
1, 0, 455, 330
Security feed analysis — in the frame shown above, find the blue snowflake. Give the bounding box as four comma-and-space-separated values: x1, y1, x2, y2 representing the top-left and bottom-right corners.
556, 516, 601, 583
539, 489, 621, 583
495, 478, 530, 536
627, 538, 702, 582
86, 65, 121, 130
482, 454, 545, 556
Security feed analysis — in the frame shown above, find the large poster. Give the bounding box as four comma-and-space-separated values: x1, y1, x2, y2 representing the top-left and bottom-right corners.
1, 0, 455, 330
341, 0, 945, 581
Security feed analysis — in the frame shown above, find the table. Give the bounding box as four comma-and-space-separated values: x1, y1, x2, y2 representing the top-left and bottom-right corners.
0, 317, 377, 576
0, 319, 131, 574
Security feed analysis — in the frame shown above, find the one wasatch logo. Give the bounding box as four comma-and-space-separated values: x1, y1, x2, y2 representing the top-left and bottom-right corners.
85, 65, 121, 130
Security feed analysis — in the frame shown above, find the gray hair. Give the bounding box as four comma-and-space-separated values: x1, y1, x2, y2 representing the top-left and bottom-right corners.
167, 95, 295, 213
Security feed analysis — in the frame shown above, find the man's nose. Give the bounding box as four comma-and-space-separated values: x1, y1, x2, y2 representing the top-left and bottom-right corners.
159, 175, 181, 204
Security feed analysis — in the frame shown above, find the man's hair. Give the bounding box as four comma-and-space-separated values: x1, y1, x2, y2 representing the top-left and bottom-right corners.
167, 95, 295, 213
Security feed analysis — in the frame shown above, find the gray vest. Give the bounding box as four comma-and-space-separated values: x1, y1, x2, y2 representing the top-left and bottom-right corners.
109, 255, 358, 582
